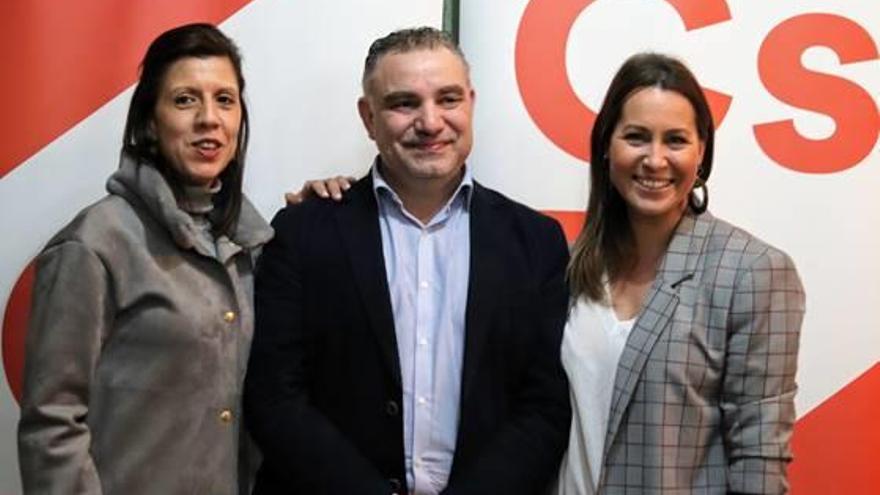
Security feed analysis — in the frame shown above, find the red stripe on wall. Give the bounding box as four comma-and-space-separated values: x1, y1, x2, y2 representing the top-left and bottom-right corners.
664, 0, 731, 30
1, 263, 33, 402
0, 0, 253, 179
790, 362, 880, 494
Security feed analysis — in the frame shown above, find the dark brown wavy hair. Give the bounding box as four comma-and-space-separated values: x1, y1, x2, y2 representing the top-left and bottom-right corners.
122, 23, 249, 236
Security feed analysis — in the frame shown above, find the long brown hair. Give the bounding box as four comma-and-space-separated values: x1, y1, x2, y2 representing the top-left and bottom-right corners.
567, 53, 715, 302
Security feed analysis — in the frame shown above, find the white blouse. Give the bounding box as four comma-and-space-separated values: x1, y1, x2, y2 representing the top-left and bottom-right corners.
555, 298, 635, 495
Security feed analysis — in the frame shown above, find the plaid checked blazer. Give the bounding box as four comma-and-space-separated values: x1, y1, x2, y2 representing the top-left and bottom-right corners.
597, 211, 805, 494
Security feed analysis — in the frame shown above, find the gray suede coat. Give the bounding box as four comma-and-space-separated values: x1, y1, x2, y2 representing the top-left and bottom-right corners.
18, 153, 273, 494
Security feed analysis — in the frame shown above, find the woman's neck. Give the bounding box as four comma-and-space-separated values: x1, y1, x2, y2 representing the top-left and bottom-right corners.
628, 201, 687, 271
179, 180, 221, 216
608, 209, 684, 319
630, 217, 677, 277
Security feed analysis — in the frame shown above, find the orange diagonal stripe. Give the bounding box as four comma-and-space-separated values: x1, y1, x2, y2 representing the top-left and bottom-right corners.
0, 0, 253, 179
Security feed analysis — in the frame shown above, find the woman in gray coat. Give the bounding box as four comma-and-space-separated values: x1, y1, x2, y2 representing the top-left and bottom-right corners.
17, 23, 272, 494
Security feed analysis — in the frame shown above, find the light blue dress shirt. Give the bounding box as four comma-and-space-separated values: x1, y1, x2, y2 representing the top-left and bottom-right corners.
372, 162, 472, 495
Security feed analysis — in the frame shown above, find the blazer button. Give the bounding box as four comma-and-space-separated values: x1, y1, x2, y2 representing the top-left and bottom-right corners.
388, 477, 402, 493
223, 311, 236, 323
385, 400, 399, 417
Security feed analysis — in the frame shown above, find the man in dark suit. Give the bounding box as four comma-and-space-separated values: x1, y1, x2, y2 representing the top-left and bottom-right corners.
244, 27, 570, 495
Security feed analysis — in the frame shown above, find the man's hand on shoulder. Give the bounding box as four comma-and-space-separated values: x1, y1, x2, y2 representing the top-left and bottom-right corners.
284, 176, 356, 204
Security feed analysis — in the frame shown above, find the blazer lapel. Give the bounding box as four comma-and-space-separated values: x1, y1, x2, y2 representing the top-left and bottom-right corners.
460, 183, 506, 401
603, 212, 713, 459
335, 176, 401, 386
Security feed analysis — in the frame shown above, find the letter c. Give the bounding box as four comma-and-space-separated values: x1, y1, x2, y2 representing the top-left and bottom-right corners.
515, 0, 733, 162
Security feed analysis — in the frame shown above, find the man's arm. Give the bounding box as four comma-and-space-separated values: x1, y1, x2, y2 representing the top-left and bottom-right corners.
722, 246, 805, 494
444, 217, 572, 495
243, 205, 391, 493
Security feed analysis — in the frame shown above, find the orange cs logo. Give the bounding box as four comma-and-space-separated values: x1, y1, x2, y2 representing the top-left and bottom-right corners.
515, 0, 879, 173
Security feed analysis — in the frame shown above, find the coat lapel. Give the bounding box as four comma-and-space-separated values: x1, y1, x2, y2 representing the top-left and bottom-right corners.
603, 212, 714, 459
335, 176, 401, 386
460, 183, 506, 401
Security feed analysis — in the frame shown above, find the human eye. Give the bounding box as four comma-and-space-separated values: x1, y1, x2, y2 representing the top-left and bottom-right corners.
216, 92, 238, 107
387, 97, 418, 111
622, 130, 648, 144
665, 133, 691, 148
438, 92, 463, 108
173, 93, 196, 106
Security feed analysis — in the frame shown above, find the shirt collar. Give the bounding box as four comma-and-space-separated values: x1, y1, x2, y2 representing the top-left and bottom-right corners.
370, 156, 474, 213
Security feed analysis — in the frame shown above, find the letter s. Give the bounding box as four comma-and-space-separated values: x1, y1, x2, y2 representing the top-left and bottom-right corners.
755, 14, 879, 174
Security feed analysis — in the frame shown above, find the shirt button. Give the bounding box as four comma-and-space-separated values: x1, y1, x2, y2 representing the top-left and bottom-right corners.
385, 400, 400, 416
418, 337, 428, 347
219, 409, 233, 424
222, 311, 236, 322
417, 396, 427, 406
419, 281, 429, 289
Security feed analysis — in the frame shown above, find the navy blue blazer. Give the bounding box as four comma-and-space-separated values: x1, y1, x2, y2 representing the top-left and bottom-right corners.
244, 174, 571, 494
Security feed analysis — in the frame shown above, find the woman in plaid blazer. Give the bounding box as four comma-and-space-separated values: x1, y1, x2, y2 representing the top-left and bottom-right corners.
555, 53, 805, 494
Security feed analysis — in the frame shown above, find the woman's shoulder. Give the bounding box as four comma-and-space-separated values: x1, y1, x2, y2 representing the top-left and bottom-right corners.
698, 212, 797, 273
43, 194, 147, 253
235, 195, 273, 248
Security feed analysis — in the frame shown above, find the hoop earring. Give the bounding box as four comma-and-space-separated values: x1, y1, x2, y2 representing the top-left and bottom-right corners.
688, 178, 709, 214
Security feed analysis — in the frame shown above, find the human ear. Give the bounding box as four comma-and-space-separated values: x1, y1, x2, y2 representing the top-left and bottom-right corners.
357, 96, 376, 141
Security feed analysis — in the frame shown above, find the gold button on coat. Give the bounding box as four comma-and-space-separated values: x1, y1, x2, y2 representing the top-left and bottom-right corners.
223, 311, 236, 322
219, 410, 233, 423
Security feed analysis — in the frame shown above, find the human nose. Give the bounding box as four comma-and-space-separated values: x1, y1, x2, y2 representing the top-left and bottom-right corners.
642, 141, 668, 169
414, 103, 443, 135
196, 101, 221, 128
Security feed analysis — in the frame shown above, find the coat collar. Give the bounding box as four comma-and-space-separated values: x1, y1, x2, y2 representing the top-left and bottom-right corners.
335, 174, 401, 386
654, 211, 714, 287
461, 182, 505, 401
106, 152, 272, 259
602, 211, 715, 463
